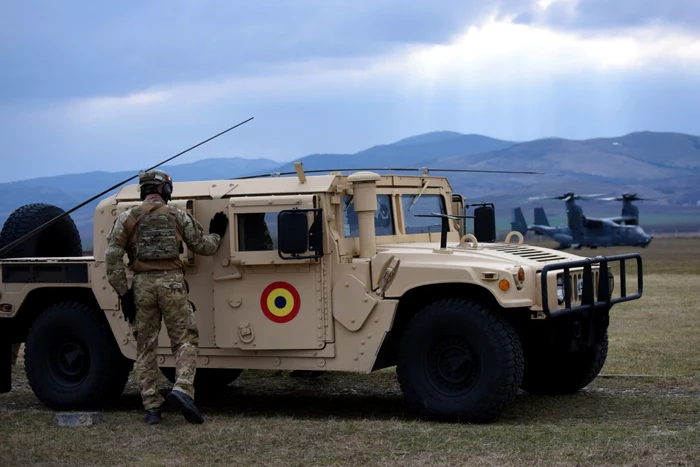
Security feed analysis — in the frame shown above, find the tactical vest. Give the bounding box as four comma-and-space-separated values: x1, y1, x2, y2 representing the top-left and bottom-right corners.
123, 203, 184, 272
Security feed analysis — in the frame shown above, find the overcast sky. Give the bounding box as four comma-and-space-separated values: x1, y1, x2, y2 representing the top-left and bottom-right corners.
1, 0, 699, 182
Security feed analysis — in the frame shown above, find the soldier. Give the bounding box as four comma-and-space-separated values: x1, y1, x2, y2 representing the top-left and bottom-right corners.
11, 343, 20, 365
104, 169, 228, 425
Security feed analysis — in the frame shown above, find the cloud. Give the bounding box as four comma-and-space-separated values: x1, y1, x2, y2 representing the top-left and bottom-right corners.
527, 0, 700, 31
2, 2, 700, 182
2, 0, 698, 100
0, 0, 514, 100
44, 17, 700, 125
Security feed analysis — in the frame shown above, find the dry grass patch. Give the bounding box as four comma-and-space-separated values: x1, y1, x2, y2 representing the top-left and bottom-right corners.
1, 369, 699, 467
1, 238, 700, 467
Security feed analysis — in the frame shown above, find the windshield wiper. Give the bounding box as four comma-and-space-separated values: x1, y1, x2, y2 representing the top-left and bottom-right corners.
407, 179, 431, 211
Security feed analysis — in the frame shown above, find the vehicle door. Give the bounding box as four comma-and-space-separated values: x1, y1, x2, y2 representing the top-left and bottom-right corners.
213, 194, 326, 351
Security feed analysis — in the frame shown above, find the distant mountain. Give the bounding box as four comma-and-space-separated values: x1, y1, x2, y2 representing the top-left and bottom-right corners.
433, 137, 688, 181
1, 157, 279, 195
583, 131, 700, 170
1, 130, 698, 247
391, 131, 478, 146
273, 132, 515, 172
425, 132, 700, 233
0, 157, 279, 246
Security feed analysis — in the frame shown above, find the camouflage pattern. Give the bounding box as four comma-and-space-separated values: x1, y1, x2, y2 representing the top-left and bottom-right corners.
130, 204, 181, 261
104, 197, 223, 410
133, 269, 198, 410
105, 198, 221, 296
139, 169, 172, 187
11, 343, 20, 365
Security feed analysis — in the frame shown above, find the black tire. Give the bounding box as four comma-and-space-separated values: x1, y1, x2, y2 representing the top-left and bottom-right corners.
161, 367, 243, 392
396, 298, 524, 423
521, 333, 608, 395
24, 301, 132, 410
0, 203, 82, 258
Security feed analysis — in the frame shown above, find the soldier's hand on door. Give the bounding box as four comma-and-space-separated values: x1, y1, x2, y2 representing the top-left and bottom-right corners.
209, 211, 229, 237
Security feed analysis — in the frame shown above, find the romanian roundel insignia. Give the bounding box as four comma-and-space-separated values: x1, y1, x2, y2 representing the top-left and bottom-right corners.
260, 281, 301, 323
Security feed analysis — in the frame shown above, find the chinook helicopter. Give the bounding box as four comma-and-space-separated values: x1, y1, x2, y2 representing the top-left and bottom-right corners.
511, 192, 653, 250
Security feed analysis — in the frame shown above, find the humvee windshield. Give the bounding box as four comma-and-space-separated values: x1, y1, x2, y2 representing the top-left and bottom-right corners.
401, 194, 445, 234
343, 194, 395, 237
343, 193, 447, 237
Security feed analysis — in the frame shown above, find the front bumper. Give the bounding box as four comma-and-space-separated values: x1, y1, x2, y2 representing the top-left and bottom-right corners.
539, 253, 643, 318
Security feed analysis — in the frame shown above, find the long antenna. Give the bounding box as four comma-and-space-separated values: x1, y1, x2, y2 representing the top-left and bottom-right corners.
0, 117, 254, 258
236, 166, 543, 179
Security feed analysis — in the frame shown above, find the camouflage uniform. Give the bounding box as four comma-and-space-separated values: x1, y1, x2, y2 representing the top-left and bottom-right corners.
105, 197, 221, 410
11, 343, 20, 365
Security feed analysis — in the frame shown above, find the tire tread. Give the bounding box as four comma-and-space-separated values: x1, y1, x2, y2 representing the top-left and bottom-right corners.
396, 298, 524, 423
24, 301, 131, 410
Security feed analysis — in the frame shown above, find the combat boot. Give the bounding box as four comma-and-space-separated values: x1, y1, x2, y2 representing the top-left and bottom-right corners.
145, 407, 161, 425
166, 389, 204, 424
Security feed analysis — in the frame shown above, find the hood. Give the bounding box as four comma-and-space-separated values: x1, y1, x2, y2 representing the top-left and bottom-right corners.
375, 241, 583, 270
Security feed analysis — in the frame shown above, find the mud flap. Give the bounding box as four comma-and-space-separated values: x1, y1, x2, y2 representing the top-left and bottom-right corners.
0, 338, 11, 393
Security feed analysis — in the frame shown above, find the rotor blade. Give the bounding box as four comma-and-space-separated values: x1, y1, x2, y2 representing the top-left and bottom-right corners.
0, 117, 255, 258
235, 166, 544, 179
576, 193, 610, 199
422, 167, 544, 175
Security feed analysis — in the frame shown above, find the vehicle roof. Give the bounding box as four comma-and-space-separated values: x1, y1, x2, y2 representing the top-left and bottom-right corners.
113, 173, 454, 201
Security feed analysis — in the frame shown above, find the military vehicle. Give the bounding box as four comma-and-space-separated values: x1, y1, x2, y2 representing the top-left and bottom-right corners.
511, 192, 653, 250
0, 162, 645, 423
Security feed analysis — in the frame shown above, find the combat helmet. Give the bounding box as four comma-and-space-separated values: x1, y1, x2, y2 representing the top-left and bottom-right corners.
138, 169, 173, 202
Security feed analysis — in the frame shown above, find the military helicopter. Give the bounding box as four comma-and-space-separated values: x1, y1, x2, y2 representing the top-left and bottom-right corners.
511, 192, 653, 250
511, 206, 554, 234
596, 193, 652, 225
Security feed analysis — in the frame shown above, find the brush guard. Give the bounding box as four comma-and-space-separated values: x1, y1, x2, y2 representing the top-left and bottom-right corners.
540, 253, 643, 318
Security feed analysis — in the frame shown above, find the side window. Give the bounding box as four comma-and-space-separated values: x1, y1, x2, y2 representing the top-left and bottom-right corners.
402, 194, 446, 234
237, 212, 278, 251
343, 194, 395, 237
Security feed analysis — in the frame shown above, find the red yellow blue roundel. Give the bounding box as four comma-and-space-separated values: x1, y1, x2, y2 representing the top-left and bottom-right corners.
260, 281, 301, 323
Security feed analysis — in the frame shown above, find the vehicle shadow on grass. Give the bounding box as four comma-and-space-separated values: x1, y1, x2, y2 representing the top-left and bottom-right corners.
105, 386, 417, 422
99, 373, 687, 425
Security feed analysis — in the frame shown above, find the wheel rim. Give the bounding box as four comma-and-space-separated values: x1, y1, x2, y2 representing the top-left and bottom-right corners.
427, 337, 481, 395
49, 334, 90, 387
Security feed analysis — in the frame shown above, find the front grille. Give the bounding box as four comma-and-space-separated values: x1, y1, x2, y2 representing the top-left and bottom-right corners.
564, 269, 600, 304
538, 253, 642, 318
489, 245, 568, 263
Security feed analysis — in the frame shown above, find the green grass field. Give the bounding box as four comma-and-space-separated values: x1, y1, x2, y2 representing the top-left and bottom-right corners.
1, 238, 699, 466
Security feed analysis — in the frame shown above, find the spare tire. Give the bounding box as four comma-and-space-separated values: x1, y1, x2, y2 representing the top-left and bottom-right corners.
0, 203, 82, 258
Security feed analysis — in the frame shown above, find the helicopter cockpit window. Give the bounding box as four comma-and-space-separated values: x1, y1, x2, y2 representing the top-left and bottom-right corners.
343, 194, 395, 237
402, 194, 446, 234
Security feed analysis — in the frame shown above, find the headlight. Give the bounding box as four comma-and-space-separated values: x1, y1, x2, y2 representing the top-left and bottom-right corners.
557, 275, 565, 304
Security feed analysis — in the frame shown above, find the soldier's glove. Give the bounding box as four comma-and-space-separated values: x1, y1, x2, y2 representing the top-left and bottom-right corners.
209, 211, 229, 238
120, 289, 136, 323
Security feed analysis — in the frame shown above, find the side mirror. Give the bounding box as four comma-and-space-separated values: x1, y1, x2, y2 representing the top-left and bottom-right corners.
474, 205, 496, 242
277, 209, 323, 260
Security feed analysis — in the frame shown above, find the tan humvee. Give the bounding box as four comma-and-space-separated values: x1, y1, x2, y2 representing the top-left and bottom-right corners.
0, 165, 643, 422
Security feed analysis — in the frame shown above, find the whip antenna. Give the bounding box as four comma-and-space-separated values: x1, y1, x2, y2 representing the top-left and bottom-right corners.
0, 117, 254, 258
